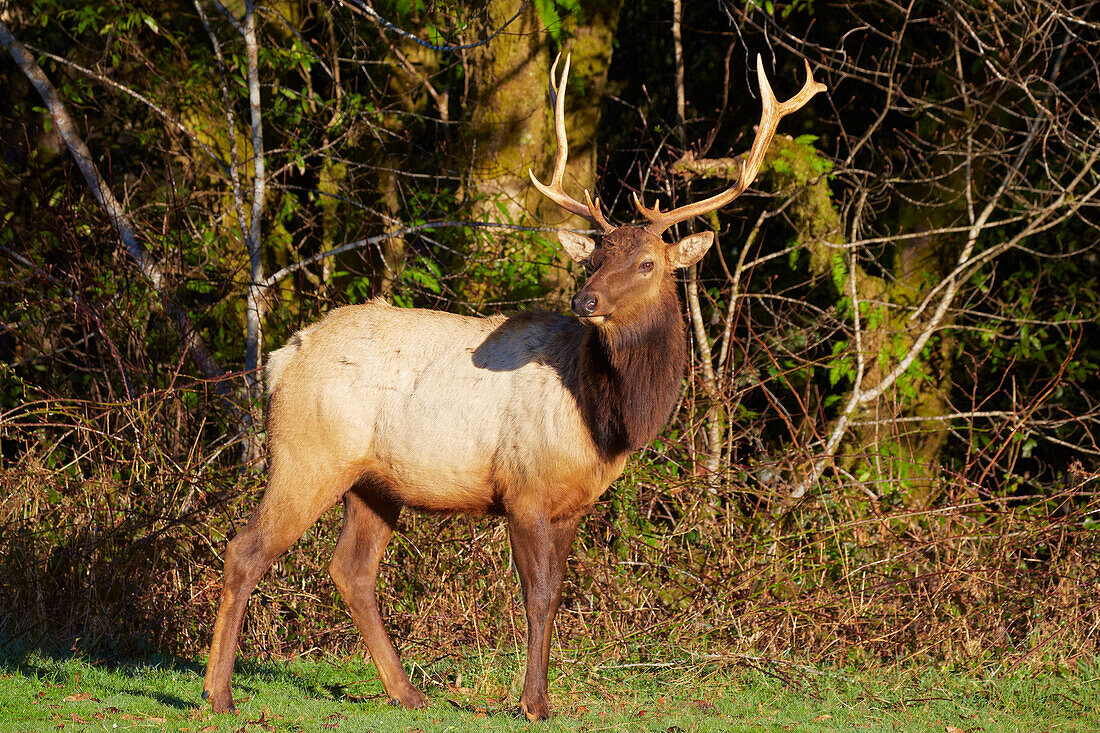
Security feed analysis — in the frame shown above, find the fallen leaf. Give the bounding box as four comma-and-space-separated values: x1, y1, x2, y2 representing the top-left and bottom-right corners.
63, 692, 92, 703
814, 714, 833, 722
946, 727, 966, 733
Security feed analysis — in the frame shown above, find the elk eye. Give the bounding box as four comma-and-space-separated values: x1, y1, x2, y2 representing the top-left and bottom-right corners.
639, 260, 654, 273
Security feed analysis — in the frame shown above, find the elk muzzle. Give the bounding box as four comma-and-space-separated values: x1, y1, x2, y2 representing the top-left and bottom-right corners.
571, 290, 600, 317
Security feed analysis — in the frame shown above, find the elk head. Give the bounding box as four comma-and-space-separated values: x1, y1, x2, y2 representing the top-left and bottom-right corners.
530, 53, 826, 325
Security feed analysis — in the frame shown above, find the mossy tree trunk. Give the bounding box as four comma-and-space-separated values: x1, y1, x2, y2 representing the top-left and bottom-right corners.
674, 134, 956, 504
463, 0, 622, 303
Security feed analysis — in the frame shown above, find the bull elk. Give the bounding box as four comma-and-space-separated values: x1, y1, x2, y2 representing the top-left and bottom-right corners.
202, 53, 824, 721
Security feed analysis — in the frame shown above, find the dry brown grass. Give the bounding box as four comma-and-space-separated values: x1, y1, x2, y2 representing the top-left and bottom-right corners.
2, 387, 1096, 675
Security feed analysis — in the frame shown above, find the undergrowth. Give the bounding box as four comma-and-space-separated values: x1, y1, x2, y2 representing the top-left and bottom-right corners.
1, 389, 1096, 674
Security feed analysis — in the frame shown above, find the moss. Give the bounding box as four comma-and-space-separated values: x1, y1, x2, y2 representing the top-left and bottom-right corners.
762, 134, 844, 274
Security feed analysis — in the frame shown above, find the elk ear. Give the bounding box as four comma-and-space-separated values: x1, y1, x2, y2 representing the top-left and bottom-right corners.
558, 230, 597, 264
668, 231, 715, 269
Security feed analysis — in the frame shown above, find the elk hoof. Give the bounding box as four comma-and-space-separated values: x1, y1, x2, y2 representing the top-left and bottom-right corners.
389, 686, 428, 710
520, 695, 551, 721
202, 689, 237, 714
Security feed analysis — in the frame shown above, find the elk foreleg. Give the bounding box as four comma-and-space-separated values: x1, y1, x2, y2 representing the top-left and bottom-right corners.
508, 513, 580, 721
328, 486, 427, 709
541, 518, 579, 675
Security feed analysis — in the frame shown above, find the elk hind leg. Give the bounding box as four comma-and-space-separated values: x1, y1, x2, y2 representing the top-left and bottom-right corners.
203, 468, 351, 713
328, 484, 427, 709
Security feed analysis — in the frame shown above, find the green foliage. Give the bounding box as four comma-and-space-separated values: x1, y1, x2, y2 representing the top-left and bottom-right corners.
394, 254, 444, 303
742, 0, 817, 18
534, 0, 583, 42
53, 4, 157, 37
827, 339, 853, 388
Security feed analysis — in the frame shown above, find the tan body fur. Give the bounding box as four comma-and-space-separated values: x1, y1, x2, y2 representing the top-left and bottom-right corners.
266, 300, 625, 520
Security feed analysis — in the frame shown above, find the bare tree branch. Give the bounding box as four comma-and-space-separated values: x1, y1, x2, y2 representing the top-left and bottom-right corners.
0, 18, 231, 398
243, 0, 267, 406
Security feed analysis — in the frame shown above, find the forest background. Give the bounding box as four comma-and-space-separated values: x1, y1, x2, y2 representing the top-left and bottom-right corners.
1, 0, 1097, 680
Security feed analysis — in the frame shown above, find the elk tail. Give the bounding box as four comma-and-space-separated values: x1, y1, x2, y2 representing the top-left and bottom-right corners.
266, 330, 306, 395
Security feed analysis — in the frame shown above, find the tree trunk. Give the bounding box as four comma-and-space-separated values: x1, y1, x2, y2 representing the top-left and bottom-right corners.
673, 135, 956, 504
465, 1, 623, 301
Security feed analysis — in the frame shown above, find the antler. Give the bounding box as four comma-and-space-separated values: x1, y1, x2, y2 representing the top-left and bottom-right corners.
633, 55, 826, 236
529, 53, 614, 233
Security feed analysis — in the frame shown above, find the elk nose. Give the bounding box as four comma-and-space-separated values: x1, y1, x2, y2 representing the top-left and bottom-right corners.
572, 292, 599, 316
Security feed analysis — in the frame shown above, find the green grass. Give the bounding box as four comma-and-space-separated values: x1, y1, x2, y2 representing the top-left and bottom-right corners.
1, 647, 1096, 732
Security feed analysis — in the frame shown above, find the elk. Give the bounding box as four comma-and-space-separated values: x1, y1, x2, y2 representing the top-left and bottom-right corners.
202, 53, 824, 721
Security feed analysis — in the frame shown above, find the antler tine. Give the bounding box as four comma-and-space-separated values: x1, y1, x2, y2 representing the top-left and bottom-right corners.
636, 55, 826, 236
529, 52, 613, 232
546, 52, 568, 191
583, 189, 612, 231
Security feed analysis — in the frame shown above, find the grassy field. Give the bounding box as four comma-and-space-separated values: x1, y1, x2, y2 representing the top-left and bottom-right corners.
1, 647, 1096, 732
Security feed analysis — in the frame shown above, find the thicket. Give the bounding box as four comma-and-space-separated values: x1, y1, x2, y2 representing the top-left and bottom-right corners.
1, 0, 1097, 673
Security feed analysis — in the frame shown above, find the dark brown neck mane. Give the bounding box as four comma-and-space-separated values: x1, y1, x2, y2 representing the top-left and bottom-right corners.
578, 283, 686, 457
